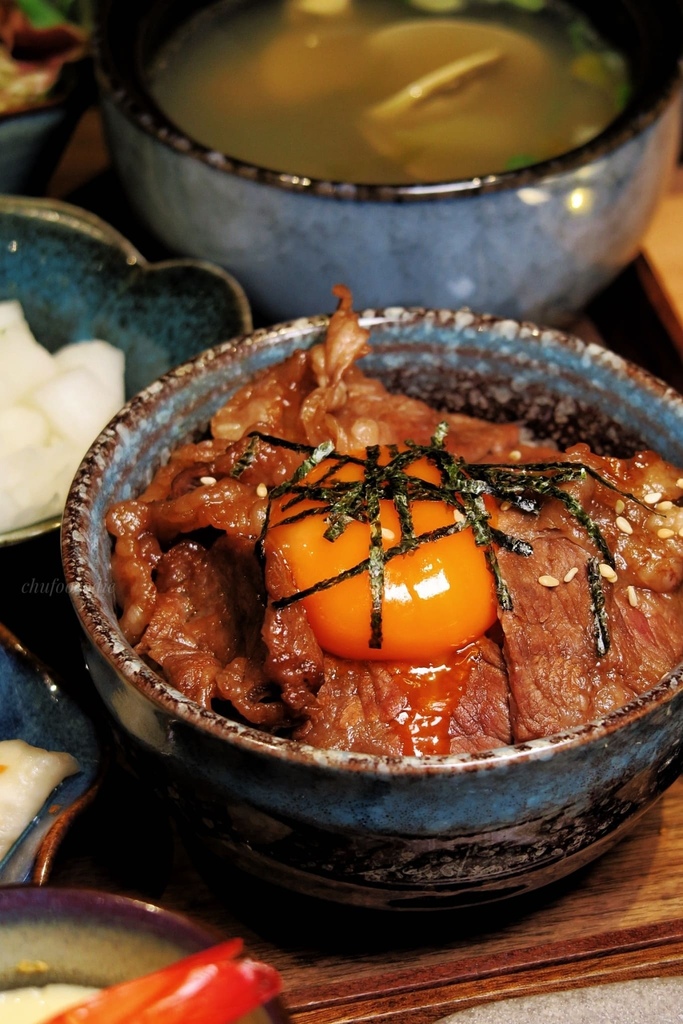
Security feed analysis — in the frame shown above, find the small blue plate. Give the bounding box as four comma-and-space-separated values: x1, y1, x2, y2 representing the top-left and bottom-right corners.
0, 622, 102, 884
0, 194, 252, 546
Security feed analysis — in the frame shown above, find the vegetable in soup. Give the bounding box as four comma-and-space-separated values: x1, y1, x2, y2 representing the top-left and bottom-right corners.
148, 0, 630, 183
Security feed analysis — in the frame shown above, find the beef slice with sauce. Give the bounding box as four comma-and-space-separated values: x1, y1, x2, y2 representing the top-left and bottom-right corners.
495, 448, 683, 741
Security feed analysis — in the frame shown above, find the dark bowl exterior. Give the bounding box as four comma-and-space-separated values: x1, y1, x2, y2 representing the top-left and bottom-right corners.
62, 309, 683, 910
92, 0, 683, 323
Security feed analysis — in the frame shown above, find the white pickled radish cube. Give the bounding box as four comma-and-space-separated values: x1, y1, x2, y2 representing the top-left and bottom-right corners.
0, 739, 79, 862
29, 366, 120, 449
0, 405, 50, 458
0, 299, 29, 331
54, 340, 125, 410
0, 440, 70, 517
0, 325, 57, 407
0, 489, 21, 533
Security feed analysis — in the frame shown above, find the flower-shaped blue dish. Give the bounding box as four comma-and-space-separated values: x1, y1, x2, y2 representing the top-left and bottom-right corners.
0, 195, 252, 546
0, 621, 102, 885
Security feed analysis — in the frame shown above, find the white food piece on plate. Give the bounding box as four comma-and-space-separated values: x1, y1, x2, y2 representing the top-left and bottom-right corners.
54, 340, 126, 410
0, 405, 50, 459
0, 299, 27, 330
0, 300, 126, 533
0, 739, 80, 863
29, 365, 123, 449
0, 325, 57, 409
0, 983, 99, 1023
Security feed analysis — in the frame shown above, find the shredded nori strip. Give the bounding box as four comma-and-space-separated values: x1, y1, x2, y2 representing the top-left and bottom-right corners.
252, 424, 639, 654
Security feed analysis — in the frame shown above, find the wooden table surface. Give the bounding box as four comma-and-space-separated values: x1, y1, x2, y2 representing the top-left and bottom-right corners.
26, 106, 683, 1023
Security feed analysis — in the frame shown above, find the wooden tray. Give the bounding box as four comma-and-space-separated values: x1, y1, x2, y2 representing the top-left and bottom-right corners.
5, 168, 683, 1023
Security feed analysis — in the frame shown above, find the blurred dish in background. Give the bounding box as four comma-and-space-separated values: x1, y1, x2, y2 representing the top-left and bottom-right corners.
0, 621, 101, 885
0, 0, 92, 193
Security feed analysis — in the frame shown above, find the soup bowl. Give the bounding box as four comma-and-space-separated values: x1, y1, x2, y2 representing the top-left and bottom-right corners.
92, 0, 683, 324
0, 886, 287, 1022
61, 305, 683, 911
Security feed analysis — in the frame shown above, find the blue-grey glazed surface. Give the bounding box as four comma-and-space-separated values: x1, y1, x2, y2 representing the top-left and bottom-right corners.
0, 195, 251, 545
93, 0, 683, 324
0, 622, 102, 885
0, 64, 90, 195
62, 309, 683, 910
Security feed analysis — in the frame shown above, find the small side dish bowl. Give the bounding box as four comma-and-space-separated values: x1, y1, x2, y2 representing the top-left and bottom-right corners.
0, 195, 251, 546
0, 2, 91, 195
0, 887, 288, 1022
62, 307, 683, 912
93, 0, 683, 324
0, 622, 101, 886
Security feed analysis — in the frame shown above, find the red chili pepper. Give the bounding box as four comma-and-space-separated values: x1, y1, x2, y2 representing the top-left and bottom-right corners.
43, 938, 283, 1024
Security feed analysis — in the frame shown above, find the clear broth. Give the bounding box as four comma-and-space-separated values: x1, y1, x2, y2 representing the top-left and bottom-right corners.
148, 0, 629, 184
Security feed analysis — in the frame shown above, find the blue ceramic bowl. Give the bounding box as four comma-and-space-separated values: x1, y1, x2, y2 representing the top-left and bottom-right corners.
0, 62, 90, 196
92, 0, 683, 324
0, 195, 251, 545
0, 888, 287, 1023
0, 622, 101, 885
61, 308, 683, 911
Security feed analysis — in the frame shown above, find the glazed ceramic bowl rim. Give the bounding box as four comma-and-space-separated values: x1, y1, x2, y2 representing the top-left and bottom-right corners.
0, 884, 223, 944
62, 305, 683, 777
93, 0, 683, 201
0, 194, 252, 547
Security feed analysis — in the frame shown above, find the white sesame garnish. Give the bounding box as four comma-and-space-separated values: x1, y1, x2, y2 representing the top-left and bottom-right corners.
381, 527, 396, 541
453, 509, 466, 523
657, 527, 675, 539
615, 499, 625, 514
677, 478, 683, 489
616, 516, 633, 535
564, 567, 579, 583
599, 563, 618, 582
199, 475, 217, 486
538, 574, 560, 587
500, 501, 511, 512
508, 450, 522, 462
256, 482, 268, 498
656, 500, 673, 512
644, 491, 663, 505
627, 585, 638, 607
679, 527, 683, 538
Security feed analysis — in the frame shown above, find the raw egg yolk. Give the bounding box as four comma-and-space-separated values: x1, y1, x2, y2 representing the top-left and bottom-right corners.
264, 451, 498, 661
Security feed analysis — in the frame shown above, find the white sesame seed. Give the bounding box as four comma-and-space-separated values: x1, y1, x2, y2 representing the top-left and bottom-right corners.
453, 509, 466, 523
644, 491, 663, 505
615, 499, 625, 514
256, 482, 268, 498
500, 501, 511, 512
679, 527, 683, 538
677, 478, 683, 489
381, 527, 396, 541
599, 563, 618, 582
658, 527, 675, 539
199, 475, 217, 486
627, 585, 638, 607
538, 574, 560, 587
656, 500, 674, 511
616, 516, 633, 535
564, 567, 579, 583
508, 450, 522, 462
